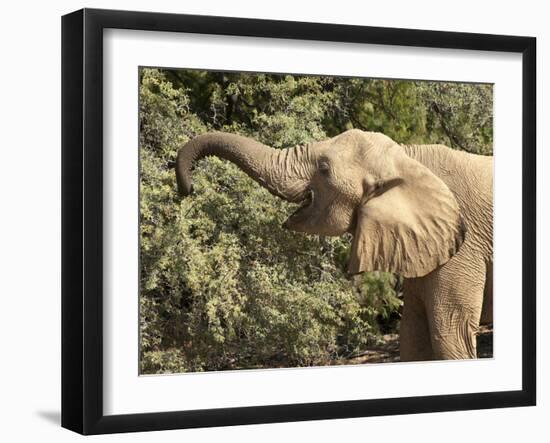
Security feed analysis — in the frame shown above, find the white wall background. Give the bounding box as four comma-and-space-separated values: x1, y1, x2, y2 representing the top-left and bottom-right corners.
0, 1, 545, 441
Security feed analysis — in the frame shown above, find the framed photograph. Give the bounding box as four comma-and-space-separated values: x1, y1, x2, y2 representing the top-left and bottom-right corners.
61, 8, 536, 435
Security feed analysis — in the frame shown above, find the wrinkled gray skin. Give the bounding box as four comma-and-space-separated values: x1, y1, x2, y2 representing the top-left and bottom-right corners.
176, 130, 493, 361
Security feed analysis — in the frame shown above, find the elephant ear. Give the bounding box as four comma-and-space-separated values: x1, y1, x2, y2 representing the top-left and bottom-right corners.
348, 152, 466, 278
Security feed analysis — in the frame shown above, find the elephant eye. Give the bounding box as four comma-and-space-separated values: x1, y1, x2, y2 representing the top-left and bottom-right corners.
318, 162, 330, 176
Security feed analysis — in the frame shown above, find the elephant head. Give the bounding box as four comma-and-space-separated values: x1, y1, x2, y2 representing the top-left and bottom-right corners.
176, 129, 465, 278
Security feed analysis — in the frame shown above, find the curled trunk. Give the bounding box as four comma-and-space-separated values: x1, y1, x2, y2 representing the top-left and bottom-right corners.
176, 132, 315, 202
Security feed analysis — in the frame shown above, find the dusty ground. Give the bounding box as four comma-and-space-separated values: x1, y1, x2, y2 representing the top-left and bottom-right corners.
337, 325, 493, 364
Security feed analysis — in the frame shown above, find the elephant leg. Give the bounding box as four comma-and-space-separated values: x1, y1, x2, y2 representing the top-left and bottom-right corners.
400, 286, 432, 362
480, 261, 493, 325
424, 252, 486, 360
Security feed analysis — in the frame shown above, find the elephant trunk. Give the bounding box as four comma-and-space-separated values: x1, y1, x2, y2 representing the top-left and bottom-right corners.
176, 132, 315, 202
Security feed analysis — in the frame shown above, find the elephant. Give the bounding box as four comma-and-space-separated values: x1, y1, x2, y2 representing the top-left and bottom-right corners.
175, 129, 493, 361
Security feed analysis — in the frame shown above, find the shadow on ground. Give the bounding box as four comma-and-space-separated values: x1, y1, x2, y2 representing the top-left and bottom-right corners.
336, 324, 493, 364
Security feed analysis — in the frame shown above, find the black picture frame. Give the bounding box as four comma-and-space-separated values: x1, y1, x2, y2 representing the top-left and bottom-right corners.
61, 8, 536, 435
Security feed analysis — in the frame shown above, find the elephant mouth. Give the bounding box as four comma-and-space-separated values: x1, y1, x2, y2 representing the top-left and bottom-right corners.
283, 189, 314, 229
